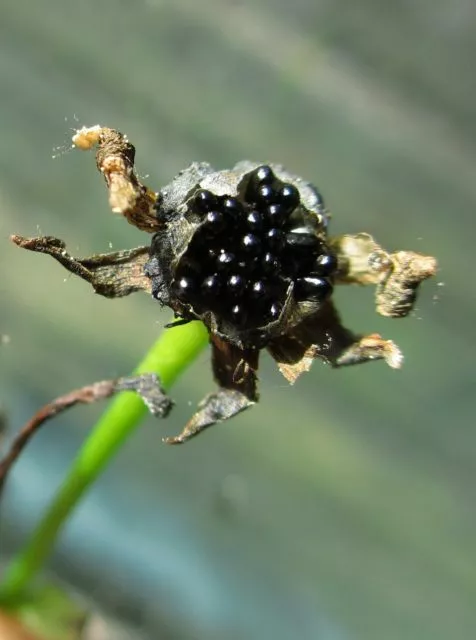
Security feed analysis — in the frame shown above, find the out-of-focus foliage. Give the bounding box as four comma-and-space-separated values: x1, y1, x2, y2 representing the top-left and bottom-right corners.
0, 1, 474, 639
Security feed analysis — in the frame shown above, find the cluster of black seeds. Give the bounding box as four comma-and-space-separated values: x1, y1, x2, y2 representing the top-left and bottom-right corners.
170, 166, 336, 329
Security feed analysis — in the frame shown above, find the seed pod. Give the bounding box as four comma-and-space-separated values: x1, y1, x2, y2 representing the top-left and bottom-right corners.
146, 161, 331, 349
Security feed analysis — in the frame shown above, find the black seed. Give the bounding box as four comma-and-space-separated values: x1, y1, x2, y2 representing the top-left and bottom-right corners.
250, 280, 267, 300
253, 165, 275, 185
294, 276, 333, 302
203, 210, 226, 233
202, 273, 222, 297
194, 189, 216, 213
267, 203, 288, 227
222, 197, 242, 217
278, 183, 300, 211
176, 258, 203, 280
313, 252, 337, 276
238, 257, 259, 275
266, 228, 286, 252
281, 251, 316, 278
267, 301, 281, 321
230, 303, 247, 325
285, 230, 320, 251
247, 165, 275, 200
227, 274, 246, 297
216, 251, 236, 270
241, 233, 262, 255
246, 210, 263, 232
262, 252, 281, 275
255, 184, 276, 206
172, 276, 196, 301
207, 246, 220, 262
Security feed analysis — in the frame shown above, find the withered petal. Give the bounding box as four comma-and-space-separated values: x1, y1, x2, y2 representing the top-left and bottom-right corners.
163, 335, 259, 444
11, 234, 151, 298
330, 233, 437, 318
268, 299, 403, 383
267, 300, 356, 383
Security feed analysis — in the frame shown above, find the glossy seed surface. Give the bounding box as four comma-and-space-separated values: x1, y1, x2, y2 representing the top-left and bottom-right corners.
171, 165, 335, 330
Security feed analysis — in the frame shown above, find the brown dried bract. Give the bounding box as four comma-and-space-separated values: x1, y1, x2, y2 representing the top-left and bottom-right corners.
0, 374, 172, 492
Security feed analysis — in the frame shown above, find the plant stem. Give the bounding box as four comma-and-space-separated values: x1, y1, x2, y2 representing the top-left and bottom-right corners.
0, 321, 209, 604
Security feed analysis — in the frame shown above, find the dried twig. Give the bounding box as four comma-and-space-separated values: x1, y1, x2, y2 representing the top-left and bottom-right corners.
0, 374, 172, 494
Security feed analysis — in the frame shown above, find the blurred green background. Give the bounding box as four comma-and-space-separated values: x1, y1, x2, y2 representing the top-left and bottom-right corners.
0, 0, 474, 638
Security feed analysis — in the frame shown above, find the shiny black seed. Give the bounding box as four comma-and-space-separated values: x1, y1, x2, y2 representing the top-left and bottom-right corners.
172, 276, 196, 301
285, 230, 320, 250
238, 257, 259, 275
241, 233, 262, 255
207, 246, 220, 262
194, 189, 216, 213
313, 252, 338, 276
216, 251, 236, 270
202, 273, 222, 297
250, 280, 267, 299
267, 301, 281, 321
230, 303, 247, 325
247, 166, 276, 203
256, 184, 276, 206
294, 276, 333, 302
253, 165, 275, 185
266, 228, 286, 252
222, 197, 242, 217
278, 183, 300, 211
203, 210, 226, 233
228, 274, 246, 297
281, 251, 315, 278
262, 252, 281, 275
176, 258, 203, 280
246, 210, 263, 232
267, 203, 287, 226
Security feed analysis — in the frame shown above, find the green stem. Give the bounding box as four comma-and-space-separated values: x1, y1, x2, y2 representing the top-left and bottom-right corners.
0, 321, 209, 604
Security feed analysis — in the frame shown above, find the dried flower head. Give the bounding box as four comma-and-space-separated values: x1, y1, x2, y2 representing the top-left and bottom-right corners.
11, 126, 437, 445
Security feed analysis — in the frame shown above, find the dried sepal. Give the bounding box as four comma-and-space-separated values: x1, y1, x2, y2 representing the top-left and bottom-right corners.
73, 125, 159, 232
374, 250, 438, 318
0, 374, 172, 492
164, 336, 258, 444
11, 235, 151, 298
267, 299, 402, 384
331, 233, 437, 317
